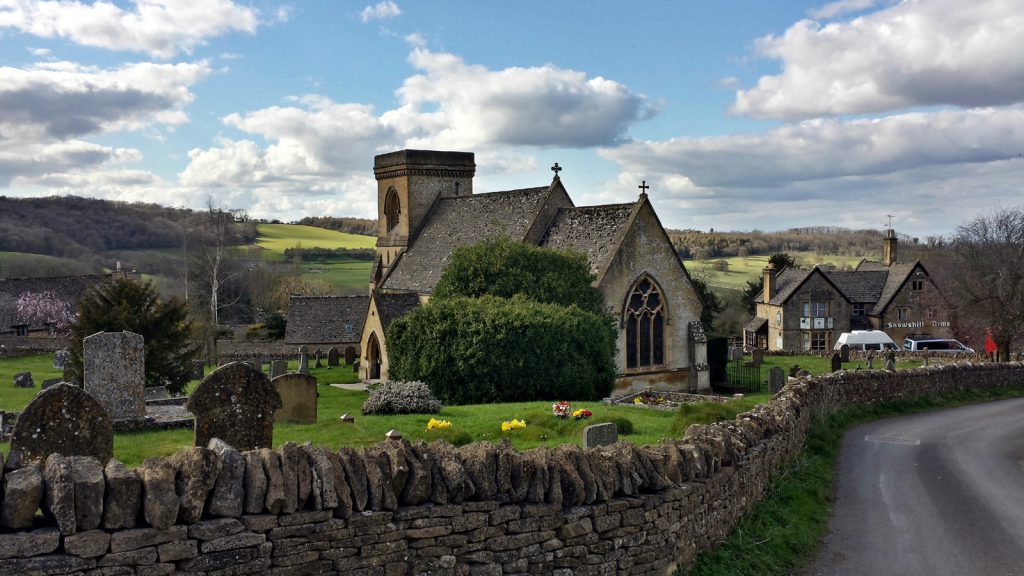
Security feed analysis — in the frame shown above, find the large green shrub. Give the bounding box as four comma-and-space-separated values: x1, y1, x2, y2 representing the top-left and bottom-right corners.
432, 237, 605, 315
387, 295, 616, 404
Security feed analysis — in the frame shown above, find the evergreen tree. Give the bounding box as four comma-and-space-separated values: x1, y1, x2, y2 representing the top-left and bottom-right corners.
68, 277, 199, 394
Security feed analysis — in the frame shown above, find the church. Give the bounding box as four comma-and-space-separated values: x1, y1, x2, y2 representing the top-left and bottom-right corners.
357, 149, 709, 395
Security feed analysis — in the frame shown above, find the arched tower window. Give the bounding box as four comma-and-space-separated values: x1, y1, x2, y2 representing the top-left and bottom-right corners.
384, 188, 401, 232
625, 276, 665, 369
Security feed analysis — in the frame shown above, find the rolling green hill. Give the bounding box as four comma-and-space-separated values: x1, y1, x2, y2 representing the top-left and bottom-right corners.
685, 252, 865, 290
255, 223, 376, 256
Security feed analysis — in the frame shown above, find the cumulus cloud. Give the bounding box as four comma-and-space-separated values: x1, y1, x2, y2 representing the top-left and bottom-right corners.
0, 0, 261, 58
360, 1, 401, 23
734, 0, 1024, 118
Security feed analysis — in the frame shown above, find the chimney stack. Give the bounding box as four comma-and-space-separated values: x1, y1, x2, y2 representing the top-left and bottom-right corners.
763, 263, 777, 303
883, 228, 898, 266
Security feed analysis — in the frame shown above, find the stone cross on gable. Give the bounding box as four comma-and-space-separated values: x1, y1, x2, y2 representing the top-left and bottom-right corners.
639, 180, 650, 196
551, 162, 562, 177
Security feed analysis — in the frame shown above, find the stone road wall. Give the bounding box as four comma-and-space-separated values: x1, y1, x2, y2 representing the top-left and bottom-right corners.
1, 363, 1022, 575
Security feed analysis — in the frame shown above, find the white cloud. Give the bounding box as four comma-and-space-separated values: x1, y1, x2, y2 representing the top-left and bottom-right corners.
360, 1, 401, 23
808, 0, 882, 19
0, 0, 262, 58
734, 0, 1024, 118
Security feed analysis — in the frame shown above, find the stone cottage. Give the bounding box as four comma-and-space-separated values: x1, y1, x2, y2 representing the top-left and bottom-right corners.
744, 228, 954, 352
358, 149, 709, 394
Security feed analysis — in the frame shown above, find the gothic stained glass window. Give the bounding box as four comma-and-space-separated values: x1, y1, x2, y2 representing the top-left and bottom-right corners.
625, 277, 666, 369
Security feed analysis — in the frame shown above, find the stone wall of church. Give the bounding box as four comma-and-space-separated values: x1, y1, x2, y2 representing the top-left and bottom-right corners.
599, 202, 704, 394
2, 363, 1022, 575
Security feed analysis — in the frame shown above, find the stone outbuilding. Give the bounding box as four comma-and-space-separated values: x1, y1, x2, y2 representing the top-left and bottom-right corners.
359, 149, 709, 395
285, 295, 369, 362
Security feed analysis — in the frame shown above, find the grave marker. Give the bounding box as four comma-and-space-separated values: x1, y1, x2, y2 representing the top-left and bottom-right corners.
840, 344, 850, 363
768, 366, 786, 393
270, 359, 288, 379
84, 331, 146, 421
11, 383, 113, 464
271, 373, 318, 424
13, 372, 34, 388
187, 362, 282, 451
582, 423, 618, 448
327, 347, 340, 367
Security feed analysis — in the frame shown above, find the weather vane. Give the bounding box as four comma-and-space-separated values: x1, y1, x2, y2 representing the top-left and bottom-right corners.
886, 214, 893, 229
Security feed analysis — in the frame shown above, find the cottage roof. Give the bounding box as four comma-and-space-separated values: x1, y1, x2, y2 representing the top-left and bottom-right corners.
285, 295, 369, 345
381, 187, 553, 293
766, 267, 812, 305
828, 270, 889, 303
870, 262, 921, 315
375, 292, 421, 330
744, 316, 767, 333
539, 202, 637, 278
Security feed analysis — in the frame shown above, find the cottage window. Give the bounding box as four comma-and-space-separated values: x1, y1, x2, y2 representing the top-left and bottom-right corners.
803, 301, 828, 317
625, 276, 665, 369
911, 279, 923, 291
14, 325, 28, 337
852, 303, 865, 317
803, 331, 829, 351
897, 307, 911, 321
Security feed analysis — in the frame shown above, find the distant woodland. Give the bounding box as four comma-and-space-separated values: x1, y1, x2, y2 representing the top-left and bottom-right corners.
292, 216, 377, 237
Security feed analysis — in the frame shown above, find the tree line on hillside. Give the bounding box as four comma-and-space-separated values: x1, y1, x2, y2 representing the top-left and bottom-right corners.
668, 227, 931, 260
292, 216, 376, 236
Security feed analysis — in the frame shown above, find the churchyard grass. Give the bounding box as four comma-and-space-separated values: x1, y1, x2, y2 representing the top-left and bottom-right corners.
0, 353, 63, 411
300, 259, 373, 293
681, 385, 1024, 576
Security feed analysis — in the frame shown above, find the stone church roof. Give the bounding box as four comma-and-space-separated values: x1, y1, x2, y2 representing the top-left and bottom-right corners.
540, 202, 637, 278
285, 295, 369, 345
375, 292, 421, 331
381, 187, 553, 293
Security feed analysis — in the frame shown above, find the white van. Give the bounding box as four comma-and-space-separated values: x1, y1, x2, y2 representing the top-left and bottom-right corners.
902, 338, 975, 353
833, 331, 899, 352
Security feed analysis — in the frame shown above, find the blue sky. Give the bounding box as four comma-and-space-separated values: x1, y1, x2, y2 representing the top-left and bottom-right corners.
1, 0, 1022, 238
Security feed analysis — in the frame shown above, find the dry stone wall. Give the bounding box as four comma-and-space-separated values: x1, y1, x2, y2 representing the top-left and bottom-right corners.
1, 363, 1022, 575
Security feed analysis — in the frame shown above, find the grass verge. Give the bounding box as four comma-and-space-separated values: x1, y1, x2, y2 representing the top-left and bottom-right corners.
681, 385, 1024, 576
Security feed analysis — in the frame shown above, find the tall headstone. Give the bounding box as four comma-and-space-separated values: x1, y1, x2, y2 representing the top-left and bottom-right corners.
11, 383, 113, 465
839, 344, 850, 363
885, 350, 897, 371
866, 350, 875, 370
314, 348, 323, 369
830, 351, 842, 372
768, 366, 786, 393
84, 331, 146, 421
327, 347, 340, 367
271, 373, 318, 424
187, 362, 282, 451
191, 359, 206, 381
298, 345, 310, 375
270, 359, 288, 379
751, 348, 764, 366
344, 346, 356, 366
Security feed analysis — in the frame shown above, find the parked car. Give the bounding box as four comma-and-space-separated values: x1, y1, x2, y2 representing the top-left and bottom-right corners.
833, 331, 900, 352
902, 337, 975, 353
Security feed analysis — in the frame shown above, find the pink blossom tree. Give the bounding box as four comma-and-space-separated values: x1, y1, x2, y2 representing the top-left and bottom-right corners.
15, 291, 77, 336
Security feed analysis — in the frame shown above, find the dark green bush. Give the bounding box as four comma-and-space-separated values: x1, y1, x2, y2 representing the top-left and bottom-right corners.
387, 295, 616, 404
605, 416, 635, 435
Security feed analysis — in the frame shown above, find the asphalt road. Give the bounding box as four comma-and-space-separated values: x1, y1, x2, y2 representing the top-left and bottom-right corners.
800, 398, 1024, 576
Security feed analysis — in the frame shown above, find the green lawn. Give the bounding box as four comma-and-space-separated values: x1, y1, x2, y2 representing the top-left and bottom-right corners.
256, 223, 376, 255
301, 259, 372, 293
685, 252, 865, 291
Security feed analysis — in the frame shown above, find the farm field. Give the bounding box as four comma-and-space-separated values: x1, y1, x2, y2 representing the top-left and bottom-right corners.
684, 252, 865, 290
300, 259, 372, 293
255, 223, 376, 257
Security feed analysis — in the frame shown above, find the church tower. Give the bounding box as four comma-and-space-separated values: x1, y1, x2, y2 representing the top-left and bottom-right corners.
371, 150, 476, 288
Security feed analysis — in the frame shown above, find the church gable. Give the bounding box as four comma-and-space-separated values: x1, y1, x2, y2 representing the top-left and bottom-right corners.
539, 202, 636, 281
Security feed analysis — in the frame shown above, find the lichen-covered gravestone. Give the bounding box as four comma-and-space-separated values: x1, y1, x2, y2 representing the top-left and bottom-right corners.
582, 422, 618, 448
84, 331, 146, 421
271, 373, 318, 424
270, 359, 288, 379
298, 346, 310, 375
751, 348, 764, 366
187, 362, 282, 451
768, 366, 786, 393
10, 383, 113, 465
327, 347, 340, 367
53, 349, 70, 369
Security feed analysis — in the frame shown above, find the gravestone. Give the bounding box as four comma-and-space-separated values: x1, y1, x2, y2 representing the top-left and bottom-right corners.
768, 366, 786, 393
41, 378, 61, 389
191, 359, 206, 381
751, 348, 764, 366
270, 359, 288, 379
314, 348, 323, 369
866, 351, 875, 369
327, 347, 340, 367
84, 331, 146, 421
53, 349, 70, 369
187, 362, 282, 451
298, 346, 310, 375
885, 350, 896, 371
11, 383, 113, 464
13, 372, 34, 388
839, 344, 850, 363
271, 373, 318, 424
729, 347, 744, 362
344, 346, 356, 365
830, 351, 842, 372
582, 422, 618, 448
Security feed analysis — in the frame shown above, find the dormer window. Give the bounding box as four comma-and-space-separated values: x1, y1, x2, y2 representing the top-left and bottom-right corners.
384, 188, 401, 232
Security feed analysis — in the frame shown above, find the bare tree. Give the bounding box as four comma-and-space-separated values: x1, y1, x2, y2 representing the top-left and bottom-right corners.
949, 207, 1024, 361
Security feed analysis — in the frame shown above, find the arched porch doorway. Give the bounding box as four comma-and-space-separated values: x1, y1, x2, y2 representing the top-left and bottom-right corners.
366, 332, 382, 380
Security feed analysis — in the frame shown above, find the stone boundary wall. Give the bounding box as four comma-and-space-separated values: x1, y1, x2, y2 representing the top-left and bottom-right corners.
1, 363, 1022, 575
214, 341, 297, 362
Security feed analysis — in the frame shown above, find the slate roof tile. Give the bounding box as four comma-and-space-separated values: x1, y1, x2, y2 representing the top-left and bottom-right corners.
285, 295, 369, 344
539, 203, 636, 276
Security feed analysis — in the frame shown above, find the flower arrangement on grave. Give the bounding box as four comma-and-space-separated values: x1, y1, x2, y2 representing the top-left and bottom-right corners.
571, 408, 593, 420
552, 401, 571, 418
425, 418, 452, 431
501, 419, 527, 432
633, 396, 644, 405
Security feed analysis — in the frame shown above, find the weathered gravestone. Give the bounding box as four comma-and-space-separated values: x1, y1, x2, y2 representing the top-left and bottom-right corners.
866, 351, 875, 369
344, 346, 356, 366
885, 350, 897, 371
314, 348, 323, 369
13, 371, 34, 388
769, 366, 786, 393
11, 383, 113, 464
187, 362, 282, 451
298, 345, 310, 375
84, 331, 145, 421
751, 348, 764, 366
831, 351, 842, 372
270, 359, 288, 379
191, 359, 206, 381
582, 422, 618, 448
327, 347, 340, 367
271, 373, 318, 424
53, 349, 70, 369
840, 344, 850, 363
729, 347, 744, 362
